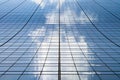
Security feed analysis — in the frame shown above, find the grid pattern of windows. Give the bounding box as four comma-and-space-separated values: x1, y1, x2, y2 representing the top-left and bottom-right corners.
0, 0, 120, 80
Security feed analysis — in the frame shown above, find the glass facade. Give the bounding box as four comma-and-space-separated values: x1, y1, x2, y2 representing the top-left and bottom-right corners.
0, 0, 120, 80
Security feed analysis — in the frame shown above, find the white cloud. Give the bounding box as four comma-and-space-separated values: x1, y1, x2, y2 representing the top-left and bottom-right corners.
31, 0, 42, 4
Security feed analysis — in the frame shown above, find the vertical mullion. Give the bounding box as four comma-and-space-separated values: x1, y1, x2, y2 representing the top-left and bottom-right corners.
58, 0, 61, 79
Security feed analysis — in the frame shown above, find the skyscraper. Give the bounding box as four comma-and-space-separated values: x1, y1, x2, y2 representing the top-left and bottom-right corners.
0, 0, 120, 80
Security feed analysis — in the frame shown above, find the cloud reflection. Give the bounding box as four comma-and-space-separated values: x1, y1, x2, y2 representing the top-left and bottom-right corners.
28, 26, 46, 48
31, 0, 45, 9
31, 0, 42, 4
79, 11, 97, 24
60, 9, 97, 24
28, 0, 97, 80
28, 25, 96, 80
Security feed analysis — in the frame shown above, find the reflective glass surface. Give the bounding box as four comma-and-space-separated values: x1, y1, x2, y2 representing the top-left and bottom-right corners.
0, 0, 120, 80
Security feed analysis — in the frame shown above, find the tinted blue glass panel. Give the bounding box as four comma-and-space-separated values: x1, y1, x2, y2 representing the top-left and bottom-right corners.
0, 0, 120, 80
